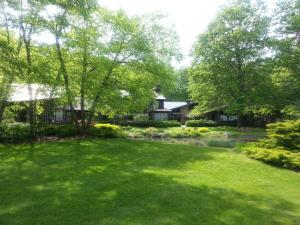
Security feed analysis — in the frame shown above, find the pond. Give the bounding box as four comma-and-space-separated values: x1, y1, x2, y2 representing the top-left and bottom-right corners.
129, 134, 260, 148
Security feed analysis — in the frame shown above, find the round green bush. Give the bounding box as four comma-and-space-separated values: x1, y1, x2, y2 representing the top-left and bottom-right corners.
90, 123, 122, 138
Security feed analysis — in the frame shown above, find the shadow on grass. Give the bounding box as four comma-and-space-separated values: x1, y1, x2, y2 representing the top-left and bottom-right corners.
0, 139, 298, 225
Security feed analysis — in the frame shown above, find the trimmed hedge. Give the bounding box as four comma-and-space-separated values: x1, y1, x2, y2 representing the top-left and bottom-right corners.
0, 122, 30, 142
185, 119, 216, 127
120, 120, 181, 128
243, 146, 300, 170
89, 123, 122, 138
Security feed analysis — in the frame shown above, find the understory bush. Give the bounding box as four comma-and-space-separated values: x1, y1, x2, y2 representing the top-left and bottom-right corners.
0, 122, 30, 142
167, 127, 210, 138
242, 120, 300, 170
244, 146, 300, 170
186, 119, 216, 127
38, 124, 79, 137
121, 120, 181, 128
90, 123, 122, 138
144, 127, 160, 137
258, 120, 300, 150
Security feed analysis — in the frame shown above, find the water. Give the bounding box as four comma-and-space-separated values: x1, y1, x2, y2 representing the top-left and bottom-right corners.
129, 135, 259, 148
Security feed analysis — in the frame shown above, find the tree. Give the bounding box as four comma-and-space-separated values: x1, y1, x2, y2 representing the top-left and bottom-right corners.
272, 0, 300, 115
0, 2, 24, 122
43, 1, 180, 133
189, 0, 270, 127
165, 69, 189, 101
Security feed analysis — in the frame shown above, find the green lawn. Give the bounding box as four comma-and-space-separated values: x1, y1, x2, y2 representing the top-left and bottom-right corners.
0, 139, 299, 225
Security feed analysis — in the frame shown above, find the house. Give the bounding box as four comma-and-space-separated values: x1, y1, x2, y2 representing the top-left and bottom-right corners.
6, 83, 90, 123
6, 83, 195, 123
148, 86, 196, 122
201, 106, 238, 123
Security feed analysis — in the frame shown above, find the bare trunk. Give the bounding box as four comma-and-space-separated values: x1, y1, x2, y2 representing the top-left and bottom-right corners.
0, 101, 5, 121
80, 53, 87, 135
23, 37, 35, 138
237, 112, 242, 128
27, 84, 35, 137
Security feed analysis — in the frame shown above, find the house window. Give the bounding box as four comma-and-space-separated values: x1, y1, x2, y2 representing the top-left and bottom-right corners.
55, 110, 64, 122
154, 112, 168, 121
158, 100, 164, 109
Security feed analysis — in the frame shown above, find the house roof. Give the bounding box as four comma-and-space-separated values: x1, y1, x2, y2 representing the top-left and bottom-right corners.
7, 83, 130, 103
155, 92, 166, 100
164, 101, 188, 110
153, 109, 172, 112
7, 83, 61, 102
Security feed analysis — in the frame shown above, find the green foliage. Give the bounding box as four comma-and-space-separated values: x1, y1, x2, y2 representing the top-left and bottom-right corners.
166, 69, 189, 101
189, 0, 271, 123
242, 120, 300, 170
167, 127, 209, 138
38, 124, 79, 138
197, 127, 210, 133
186, 119, 216, 127
133, 114, 149, 121
144, 127, 159, 137
0, 122, 30, 142
244, 146, 300, 170
121, 120, 181, 128
258, 120, 300, 150
90, 123, 122, 138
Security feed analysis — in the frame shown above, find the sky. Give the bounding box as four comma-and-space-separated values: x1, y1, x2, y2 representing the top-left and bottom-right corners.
101, 0, 276, 68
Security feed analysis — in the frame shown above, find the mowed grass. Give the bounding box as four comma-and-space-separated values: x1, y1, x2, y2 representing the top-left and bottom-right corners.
0, 139, 299, 225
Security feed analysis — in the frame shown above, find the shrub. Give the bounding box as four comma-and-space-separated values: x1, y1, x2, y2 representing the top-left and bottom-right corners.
144, 127, 159, 137
186, 119, 216, 127
0, 122, 30, 142
243, 146, 300, 170
122, 120, 181, 128
90, 123, 122, 138
133, 114, 149, 121
259, 120, 300, 150
38, 124, 79, 137
167, 127, 208, 138
241, 120, 300, 170
197, 127, 210, 133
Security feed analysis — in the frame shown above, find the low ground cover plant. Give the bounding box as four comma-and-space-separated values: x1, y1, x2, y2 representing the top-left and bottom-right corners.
186, 119, 216, 127
167, 127, 210, 138
120, 120, 181, 128
123, 126, 210, 138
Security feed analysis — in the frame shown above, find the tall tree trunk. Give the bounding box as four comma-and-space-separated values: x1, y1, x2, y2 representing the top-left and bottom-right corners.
19, 0, 35, 138
55, 30, 79, 127
0, 101, 6, 121
86, 67, 113, 128
80, 49, 87, 135
23, 37, 35, 138
237, 112, 242, 128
